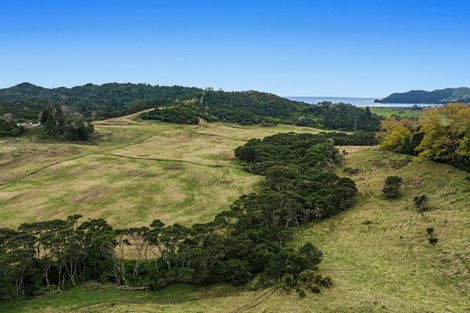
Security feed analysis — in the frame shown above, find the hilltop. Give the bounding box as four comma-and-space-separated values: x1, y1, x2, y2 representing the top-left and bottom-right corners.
0, 82, 381, 131
375, 87, 470, 104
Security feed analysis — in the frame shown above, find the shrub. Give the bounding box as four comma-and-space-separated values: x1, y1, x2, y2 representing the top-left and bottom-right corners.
413, 194, 429, 211
382, 176, 402, 199
0, 119, 23, 137
426, 227, 438, 247
343, 167, 361, 175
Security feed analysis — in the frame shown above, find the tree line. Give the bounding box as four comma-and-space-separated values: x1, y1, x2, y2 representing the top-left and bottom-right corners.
0, 132, 359, 301
143, 90, 381, 131
1, 83, 381, 132
0, 115, 23, 137
377, 103, 470, 171
39, 107, 94, 141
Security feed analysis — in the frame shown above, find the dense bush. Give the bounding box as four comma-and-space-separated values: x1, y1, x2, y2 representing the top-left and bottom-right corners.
141, 103, 200, 124
0, 83, 203, 119
144, 89, 380, 131
382, 176, 402, 199
377, 104, 470, 171
316, 131, 378, 146
39, 107, 94, 141
0, 118, 23, 137
307, 103, 381, 131
413, 194, 429, 211
0, 83, 382, 132
0, 132, 357, 301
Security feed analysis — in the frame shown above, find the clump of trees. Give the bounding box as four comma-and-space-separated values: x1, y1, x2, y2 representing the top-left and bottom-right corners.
377, 104, 470, 171
0, 82, 204, 120
0, 114, 23, 137
143, 90, 381, 131
0, 132, 358, 301
307, 103, 381, 131
39, 106, 94, 141
0, 83, 382, 131
141, 102, 200, 124
382, 176, 402, 199
316, 131, 377, 146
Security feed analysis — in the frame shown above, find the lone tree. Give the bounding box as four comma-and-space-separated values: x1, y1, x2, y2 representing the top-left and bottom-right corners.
382, 176, 402, 199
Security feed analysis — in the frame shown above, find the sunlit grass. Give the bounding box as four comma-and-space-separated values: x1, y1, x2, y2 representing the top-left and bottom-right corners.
2, 146, 468, 312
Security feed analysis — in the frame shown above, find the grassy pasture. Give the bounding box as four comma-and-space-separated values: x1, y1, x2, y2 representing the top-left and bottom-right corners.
0, 114, 322, 228
370, 107, 423, 119
2, 146, 468, 313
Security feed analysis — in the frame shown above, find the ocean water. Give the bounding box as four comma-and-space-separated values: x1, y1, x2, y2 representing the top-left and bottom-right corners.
287, 96, 441, 108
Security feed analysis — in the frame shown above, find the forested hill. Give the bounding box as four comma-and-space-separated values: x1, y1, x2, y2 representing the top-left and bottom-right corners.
0, 82, 202, 120
375, 87, 470, 104
0, 83, 381, 131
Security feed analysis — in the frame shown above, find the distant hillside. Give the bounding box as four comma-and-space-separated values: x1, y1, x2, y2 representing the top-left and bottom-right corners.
375, 87, 470, 104
0, 83, 381, 131
0, 82, 202, 120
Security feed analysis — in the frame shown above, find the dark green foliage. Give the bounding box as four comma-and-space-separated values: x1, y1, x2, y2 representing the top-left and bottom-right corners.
0, 216, 116, 299
0, 118, 23, 137
382, 176, 402, 199
141, 103, 200, 124
0, 82, 203, 120
0, 83, 381, 131
0, 133, 356, 301
429, 237, 438, 247
281, 269, 333, 298
40, 107, 94, 141
192, 92, 381, 131
307, 103, 381, 131
316, 131, 378, 145
426, 227, 438, 247
143, 92, 381, 131
39, 109, 49, 124
413, 194, 429, 211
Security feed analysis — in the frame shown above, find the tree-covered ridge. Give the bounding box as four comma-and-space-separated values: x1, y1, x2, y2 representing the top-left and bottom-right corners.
375, 87, 470, 104
142, 90, 381, 131
0, 83, 203, 120
377, 103, 470, 171
0, 83, 381, 131
0, 132, 358, 301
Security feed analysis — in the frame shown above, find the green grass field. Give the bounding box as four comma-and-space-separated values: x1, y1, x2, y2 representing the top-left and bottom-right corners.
370, 107, 423, 119
0, 114, 322, 228
1, 115, 468, 312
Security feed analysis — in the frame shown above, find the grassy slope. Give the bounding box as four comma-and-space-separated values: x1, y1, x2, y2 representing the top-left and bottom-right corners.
0, 114, 321, 228
2, 147, 468, 313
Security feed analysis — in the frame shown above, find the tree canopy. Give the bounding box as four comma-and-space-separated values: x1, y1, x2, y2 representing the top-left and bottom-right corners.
377, 103, 470, 171
0, 83, 381, 132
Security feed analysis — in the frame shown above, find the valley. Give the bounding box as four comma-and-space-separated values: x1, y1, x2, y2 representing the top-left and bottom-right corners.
1, 125, 468, 312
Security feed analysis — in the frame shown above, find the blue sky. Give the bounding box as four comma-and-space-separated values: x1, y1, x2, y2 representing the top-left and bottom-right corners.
1, 0, 469, 97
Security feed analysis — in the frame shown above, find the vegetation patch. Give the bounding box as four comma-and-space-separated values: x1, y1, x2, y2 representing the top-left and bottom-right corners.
0, 132, 360, 302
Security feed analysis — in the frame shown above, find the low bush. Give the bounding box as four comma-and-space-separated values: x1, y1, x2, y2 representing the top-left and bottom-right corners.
382, 176, 402, 199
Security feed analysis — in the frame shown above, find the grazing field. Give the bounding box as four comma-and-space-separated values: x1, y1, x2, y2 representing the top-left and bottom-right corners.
0, 113, 322, 228
2, 146, 468, 313
370, 107, 423, 119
